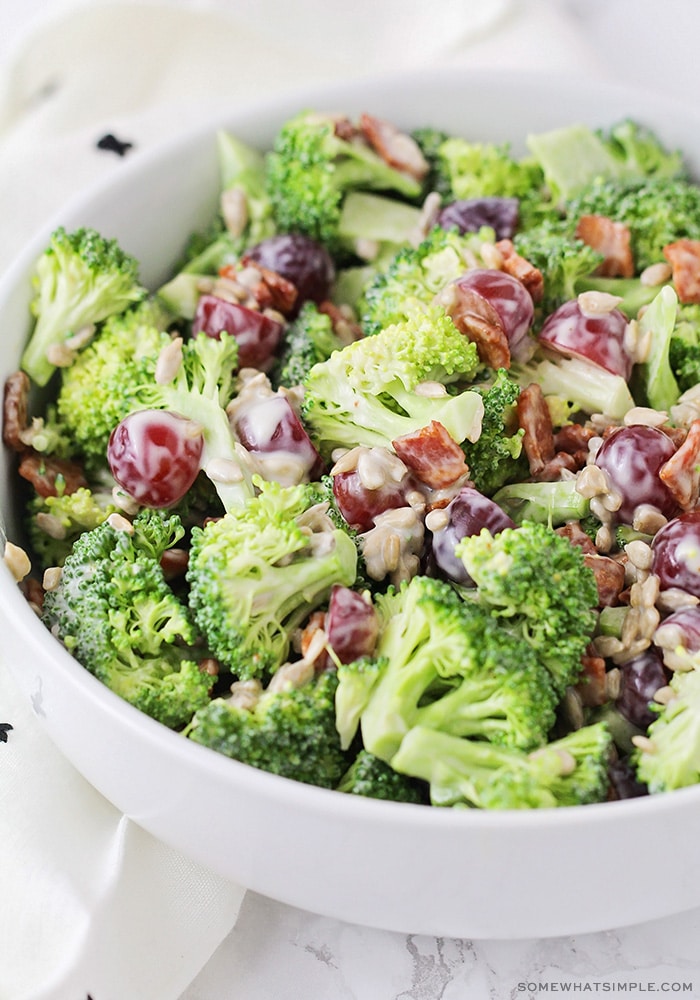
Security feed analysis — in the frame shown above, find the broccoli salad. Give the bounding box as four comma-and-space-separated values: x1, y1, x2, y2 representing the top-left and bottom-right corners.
5, 109, 700, 810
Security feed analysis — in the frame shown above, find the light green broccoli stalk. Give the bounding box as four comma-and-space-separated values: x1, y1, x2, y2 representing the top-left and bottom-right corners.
21, 226, 146, 386
271, 301, 344, 389
41, 509, 212, 729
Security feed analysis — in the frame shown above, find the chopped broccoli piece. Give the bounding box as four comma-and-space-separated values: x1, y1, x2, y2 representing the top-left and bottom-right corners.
265, 111, 423, 252
392, 721, 612, 808
337, 749, 426, 803
347, 575, 557, 762
492, 478, 591, 528
430, 135, 544, 203
461, 369, 526, 496
669, 303, 700, 392
186, 478, 357, 681
27, 486, 118, 569
335, 654, 385, 751
21, 226, 146, 387
271, 301, 344, 389
510, 353, 635, 421
513, 219, 603, 319
602, 119, 686, 182
189, 668, 348, 787
56, 298, 172, 471
632, 285, 680, 411
302, 299, 482, 459
456, 521, 599, 696
41, 509, 211, 728
635, 667, 700, 793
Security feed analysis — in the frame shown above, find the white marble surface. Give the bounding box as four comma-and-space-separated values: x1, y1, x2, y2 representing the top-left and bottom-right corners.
3, 1, 700, 996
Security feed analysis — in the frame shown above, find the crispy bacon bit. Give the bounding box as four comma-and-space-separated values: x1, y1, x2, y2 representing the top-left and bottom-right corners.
18, 452, 89, 498
3, 371, 31, 451
575, 214, 635, 278
318, 300, 363, 343
583, 553, 627, 607
517, 383, 555, 475
333, 117, 358, 143
235, 258, 299, 316
494, 239, 544, 303
358, 112, 429, 183
555, 522, 597, 554
435, 282, 510, 369
536, 452, 580, 481
660, 418, 700, 509
575, 654, 608, 708
554, 423, 596, 455
392, 420, 469, 490
663, 239, 700, 303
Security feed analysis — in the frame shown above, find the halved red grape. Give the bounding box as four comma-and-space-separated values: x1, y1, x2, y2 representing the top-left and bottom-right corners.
538, 299, 632, 379
438, 197, 519, 240
594, 425, 678, 524
108, 409, 203, 508
453, 268, 534, 359
429, 486, 515, 585
655, 605, 700, 653
244, 234, 335, 313
615, 648, 668, 730
325, 585, 378, 664
332, 469, 414, 533
234, 395, 324, 481
652, 510, 700, 596
192, 293, 283, 370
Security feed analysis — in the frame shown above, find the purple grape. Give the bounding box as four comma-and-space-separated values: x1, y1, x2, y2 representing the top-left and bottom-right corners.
539, 299, 633, 379
594, 425, 678, 524
615, 648, 668, 730
438, 197, 519, 240
325, 585, 378, 664
652, 511, 700, 597
430, 486, 515, 585
244, 234, 335, 311
452, 268, 534, 359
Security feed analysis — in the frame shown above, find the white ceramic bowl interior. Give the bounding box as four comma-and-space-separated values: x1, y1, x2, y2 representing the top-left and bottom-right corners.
3, 69, 700, 940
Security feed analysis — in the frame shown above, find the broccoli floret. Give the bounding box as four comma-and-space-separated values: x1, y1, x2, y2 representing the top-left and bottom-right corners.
510, 353, 635, 421
21, 226, 146, 387
492, 478, 591, 528
188, 667, 348, 787
513, 219, 603, 319
302, 300, 482, 460
335, 654, 386, 751
430, 135, 544, 203
567, 176, 700, 272
358, 225, 496, 337
347, 575, 557, 762
41, 509, 211, 728
461, 369, 526, 496
669, 303, 700, 392
337, 749, 426, 803
631, 285, 680, 411
186, 478, 357, 681
634, 667, 700, 793
271, 301, 344, 389
456, 521, 599, 697
26, 486, 118, 569
411, 126, 452, 200
265, 111, 423, 253
55, 298, 172, 470
601, 119, 686, 181
392, 721, 612, 809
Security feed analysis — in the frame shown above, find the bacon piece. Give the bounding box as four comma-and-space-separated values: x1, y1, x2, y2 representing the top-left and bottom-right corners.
517, 383, 555, 475
392, 420, 469, 490
660, 418, 700, 509
18, 452, 89, 498
663, 239, 700, 303
435, 282, 510, 369
318, 300, 363, 343
536, 452, 579, 482
575, 654, 608, 708
555, 522, 597, 554
358, 112, 429, 182
3, 371, 30, 451
554, 423, 596, 456
494, 239, 544, 303
575, 214, 635, 278
583, 553, 627, 607
334, 117, 358, 142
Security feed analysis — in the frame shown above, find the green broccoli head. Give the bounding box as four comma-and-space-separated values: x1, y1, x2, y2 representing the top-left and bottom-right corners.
513, 219, 603, 319
669, 303, 700, 393
302, 299, 483, 459
189, 668, 348, 787
392, 721, 612, 809
456, 521, 599, 696
26, 486, 118, 569
429, 135, 544, 203
461, 369, 526, 496
21, 226, 146, 387
265, 111, 423, 252
601, 119, 686, 181
186, 478, 358, 681
337, 749, 426, 803
634, 667, 700, 793
271, 301, 344, 389
41, 509, 211, 728
56, 298, 172, 470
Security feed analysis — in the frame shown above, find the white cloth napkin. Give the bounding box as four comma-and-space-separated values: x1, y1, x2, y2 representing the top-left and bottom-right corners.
1, 1, 694, 996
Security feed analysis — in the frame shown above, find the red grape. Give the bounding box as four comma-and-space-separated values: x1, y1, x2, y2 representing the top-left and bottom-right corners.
325, 585, 378, 664
429, 486, 515, 585
244, 234, 335, 313
234, 395, 324, 481
652, 510, 700, 596
108, 409, 204, 508
615, 648, 668, 730
594, 425, 678, 524
438, 197, 519, 240
453, 268, 534, 359
332, 469, 414, 533
538, 299, 632, 379
192, 293, 283, 369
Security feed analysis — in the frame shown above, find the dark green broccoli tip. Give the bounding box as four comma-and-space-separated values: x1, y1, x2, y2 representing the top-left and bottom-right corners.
271, 301, 344, 389
41, 509, 210, 728
265, 111, 422, 253
189, 669, 348, 787
186, 479, 357, 681
337, 749, 426, 803
668, 303, 700, 392
456, 521, 599, 697
22, 226, 146, 387
512, 220, 603, 320
461, 369, 527, 496
427, 133, 545, 204
391, 721, 612, 809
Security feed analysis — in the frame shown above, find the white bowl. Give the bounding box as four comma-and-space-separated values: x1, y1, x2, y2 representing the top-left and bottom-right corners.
3, 69, 700, 940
